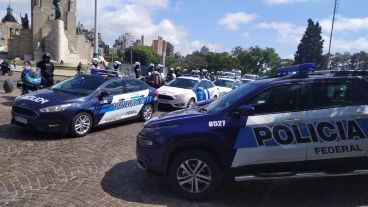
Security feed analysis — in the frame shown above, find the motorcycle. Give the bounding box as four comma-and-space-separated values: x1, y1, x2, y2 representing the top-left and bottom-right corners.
1, 64, 13, 76
17, 68, 43, 95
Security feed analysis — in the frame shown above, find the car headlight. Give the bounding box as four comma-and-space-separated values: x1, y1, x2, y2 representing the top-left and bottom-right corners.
39, 103, 72, 113
174, 94, 186, 99
137, 135, 153, 146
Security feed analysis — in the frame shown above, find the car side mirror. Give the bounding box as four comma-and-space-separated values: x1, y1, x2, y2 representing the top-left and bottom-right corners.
230, 105, 255, 117
99, 91, 110, 100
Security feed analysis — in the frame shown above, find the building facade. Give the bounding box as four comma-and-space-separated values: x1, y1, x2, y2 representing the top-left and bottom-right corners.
0, 5, 21, 53
152, 36, 174, 57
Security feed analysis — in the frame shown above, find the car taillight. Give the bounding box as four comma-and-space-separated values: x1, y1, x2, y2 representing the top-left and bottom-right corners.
153, 89, 159, 96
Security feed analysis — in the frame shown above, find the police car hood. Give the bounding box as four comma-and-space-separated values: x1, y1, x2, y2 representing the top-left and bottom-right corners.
145, 108, 205, 127
158, 86, 193, 96
216, 86, 232, 93
14, 89, 85, 110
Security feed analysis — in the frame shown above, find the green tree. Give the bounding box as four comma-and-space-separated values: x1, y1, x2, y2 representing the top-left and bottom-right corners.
123, 45, 160, 66
294, 19, 324, 67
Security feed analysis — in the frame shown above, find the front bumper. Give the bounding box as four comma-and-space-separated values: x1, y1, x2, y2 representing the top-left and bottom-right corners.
136, 132, 167, 175
11, 109, 71, 134
158, 97, 187, 108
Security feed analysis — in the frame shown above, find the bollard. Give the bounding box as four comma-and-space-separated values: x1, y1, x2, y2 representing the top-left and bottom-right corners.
3, 79, 14, 93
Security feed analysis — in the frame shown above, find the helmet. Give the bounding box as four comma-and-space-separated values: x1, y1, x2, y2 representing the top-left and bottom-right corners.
176, 67, 181, 70
113, 61, 121, 67
135, 62, 141, 66
202, 69, 207, 73
92, 58, 99, 65
43, 53, 51, 61
149, 63, 154, 67
169, 68, 174, 71
158, 64, 163, 68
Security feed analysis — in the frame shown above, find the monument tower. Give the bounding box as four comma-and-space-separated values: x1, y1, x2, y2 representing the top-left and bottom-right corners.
6, 0, 92, 64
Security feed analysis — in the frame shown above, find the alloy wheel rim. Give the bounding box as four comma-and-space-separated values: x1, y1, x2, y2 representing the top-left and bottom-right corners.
143, 105, 153, 120
177, 159, 212, 194
75, 115, 91, 135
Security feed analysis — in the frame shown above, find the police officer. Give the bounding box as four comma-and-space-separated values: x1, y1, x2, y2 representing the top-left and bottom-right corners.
113, 61, 121, 72
166, 68, 176, 82
175, 67, 181, 78
76, 62, 82, 74
182, 68, 188, 75
146, 63, 155, 81
134, 62, 141, 79
91, 58, 99, 69
37, 53, 55, 87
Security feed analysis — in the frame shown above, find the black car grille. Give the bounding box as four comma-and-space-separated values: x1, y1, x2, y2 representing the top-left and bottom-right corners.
158, 94, 174, 100
12, 106, 38, 117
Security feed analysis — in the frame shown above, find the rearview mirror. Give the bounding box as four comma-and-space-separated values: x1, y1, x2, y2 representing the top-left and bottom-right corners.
99, 91, 110, 100
230, 105, 255, 117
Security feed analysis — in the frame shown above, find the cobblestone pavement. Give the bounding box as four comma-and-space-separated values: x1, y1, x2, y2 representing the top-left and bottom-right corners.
1, 74, 368, 206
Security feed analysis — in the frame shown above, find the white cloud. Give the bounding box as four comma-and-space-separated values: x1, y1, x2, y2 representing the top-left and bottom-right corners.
320, 15, 368, 33
0, 0, 218, 55
242, 32, 250, 38
218, 12, 257, 30
256, 22, 305, 44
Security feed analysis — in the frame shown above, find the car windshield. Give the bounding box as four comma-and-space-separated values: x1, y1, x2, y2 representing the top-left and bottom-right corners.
222, 72, 236, 78
243, 74, 257, 80
52, 75, 107, 96
205, 83, 258, 114
214, 79, 235, 88
167, 78, 198, 89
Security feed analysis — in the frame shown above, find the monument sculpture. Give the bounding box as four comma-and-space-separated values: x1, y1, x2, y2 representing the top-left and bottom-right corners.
53, 0, 62, 20
21, 14, 29, 29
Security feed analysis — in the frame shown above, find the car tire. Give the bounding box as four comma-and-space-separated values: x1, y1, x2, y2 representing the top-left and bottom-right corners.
168, 150, 222, 200
8, 70, 13, 76
140, 104, 153, 122
187, 98, 196, 108
69, 112, 93, 137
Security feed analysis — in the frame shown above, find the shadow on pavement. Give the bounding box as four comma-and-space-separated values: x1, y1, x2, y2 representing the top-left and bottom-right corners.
102, 160, 368, 206
0, 124, 66, 141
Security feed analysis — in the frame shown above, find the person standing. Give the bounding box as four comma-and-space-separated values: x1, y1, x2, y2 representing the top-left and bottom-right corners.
37, 53, 55, 87
134, 62, 141, 79
76, 62, 82, 74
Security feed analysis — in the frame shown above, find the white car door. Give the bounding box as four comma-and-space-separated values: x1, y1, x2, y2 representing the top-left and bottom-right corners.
122, 79, 150, 118
306, 80, 368, 162
232, 84, 308, 167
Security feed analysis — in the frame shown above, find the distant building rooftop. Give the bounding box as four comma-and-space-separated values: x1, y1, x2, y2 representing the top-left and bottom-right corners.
1, 5, 18, 23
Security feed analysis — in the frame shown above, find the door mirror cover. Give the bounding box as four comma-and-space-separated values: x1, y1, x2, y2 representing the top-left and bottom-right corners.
99, 91, 110, 100
231, 105, 255, 117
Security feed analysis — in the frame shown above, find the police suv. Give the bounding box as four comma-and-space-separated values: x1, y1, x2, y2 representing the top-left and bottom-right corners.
137, 64, 368, 200
213, 77, 243, 97
12, 73, 158, 137
158, 75, 219, 108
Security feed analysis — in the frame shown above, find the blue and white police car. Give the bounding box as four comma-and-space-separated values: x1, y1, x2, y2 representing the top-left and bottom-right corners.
158, 75, 219, 109
12, 74, 158, 137
213, 78, 243, 97
137, 64, 368, 200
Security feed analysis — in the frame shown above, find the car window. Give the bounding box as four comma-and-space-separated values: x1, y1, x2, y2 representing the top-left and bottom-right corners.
310, 81, 365, 109
103, 80, 126, 95
198, 81, 207, 89
168, 78, 198, 89
124, 79, 146, 92
205, 81, 214, 89
247, 84, 300, 114
52, 75, 106, 96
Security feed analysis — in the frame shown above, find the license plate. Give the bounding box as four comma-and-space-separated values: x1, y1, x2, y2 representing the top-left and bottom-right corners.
14, 115, 27, 124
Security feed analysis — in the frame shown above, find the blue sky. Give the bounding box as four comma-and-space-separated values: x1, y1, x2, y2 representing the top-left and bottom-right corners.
1, 0, 368, 58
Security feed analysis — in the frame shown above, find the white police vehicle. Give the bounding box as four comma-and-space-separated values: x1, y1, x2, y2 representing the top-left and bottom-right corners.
158, 75, 219, 108
241, 74, 259, 83
213, 78, 243, 97
137, 63, 368, 200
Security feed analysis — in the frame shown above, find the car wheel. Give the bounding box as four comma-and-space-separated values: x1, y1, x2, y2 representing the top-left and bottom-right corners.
69, 112, 93, 137
8, 70, 13, 76
140, 104, 153, 122
187, 98, 196, 108
168, 150, 222, 200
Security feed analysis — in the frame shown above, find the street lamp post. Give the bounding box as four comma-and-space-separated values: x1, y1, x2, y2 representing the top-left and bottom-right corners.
327, 0, 338, 70
93, 0, 98, 58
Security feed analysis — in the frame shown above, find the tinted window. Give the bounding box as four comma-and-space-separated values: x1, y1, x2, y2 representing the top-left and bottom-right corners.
52, 75, 106, 96
205, 81, 214, 88
198, 81, 207, 89
104, 81, 126, 95
168, 78, 198, 89
310, 81, 365, 109
214, 79, 235, 88
124, 79, 145, 92
248, 84, 300, 114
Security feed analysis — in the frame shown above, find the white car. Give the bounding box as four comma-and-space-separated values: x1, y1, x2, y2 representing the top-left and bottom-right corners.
158, 76, 219, 108
241, 74, 259, 83
214, 78, 243, 97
